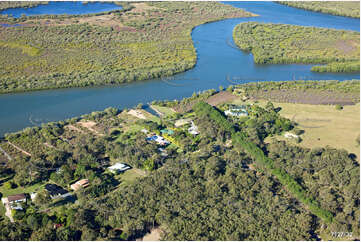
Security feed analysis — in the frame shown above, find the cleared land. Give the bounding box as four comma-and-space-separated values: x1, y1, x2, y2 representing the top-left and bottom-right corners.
233, 80, 360, 104
278, 1, 360, 18
174, 90, 238, 113
141, 228, 162, 241
0, 2, 253, 94
232, 80, 360, 158
265, 102, 360, 159
233, 22, 360, 72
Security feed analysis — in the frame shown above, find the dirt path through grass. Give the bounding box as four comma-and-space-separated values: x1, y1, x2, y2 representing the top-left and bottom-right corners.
7, 141, 31, 156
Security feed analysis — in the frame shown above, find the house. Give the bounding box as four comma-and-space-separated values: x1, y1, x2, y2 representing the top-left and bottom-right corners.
146, 135, 170, 146
108, 163, 131, 173
188, 121, 199, 135
70, 179, 89, 191
224, 108, 248, 117
7, 194, 26, 204
45, 184, 71, 199
1, 193, 27, 211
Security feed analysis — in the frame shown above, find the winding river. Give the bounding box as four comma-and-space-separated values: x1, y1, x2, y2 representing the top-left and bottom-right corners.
0, 1, 359, 136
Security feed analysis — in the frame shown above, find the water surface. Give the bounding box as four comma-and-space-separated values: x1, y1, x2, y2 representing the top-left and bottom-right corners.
0, 1, 122, 18
0, 1, 359, 136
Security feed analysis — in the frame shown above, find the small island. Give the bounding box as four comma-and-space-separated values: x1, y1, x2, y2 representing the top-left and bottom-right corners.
233, 22, 360, 73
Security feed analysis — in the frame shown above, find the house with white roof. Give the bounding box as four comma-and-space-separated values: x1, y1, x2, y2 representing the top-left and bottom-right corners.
188, 121, 199, 135
108, 163, 131, 173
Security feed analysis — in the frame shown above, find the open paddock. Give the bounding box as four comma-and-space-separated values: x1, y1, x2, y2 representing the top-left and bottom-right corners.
265, 102, 360, 159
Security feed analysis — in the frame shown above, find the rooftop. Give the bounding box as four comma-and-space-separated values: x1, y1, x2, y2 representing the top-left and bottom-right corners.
108, 163, 131, 172
45, 184, 68, 196
7, 193, 26, 203
71, 179, 89, 191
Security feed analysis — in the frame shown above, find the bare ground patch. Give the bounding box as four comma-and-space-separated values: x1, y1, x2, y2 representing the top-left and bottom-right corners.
128, 109, 147, 120
78, 120, 104, 136
141, 227, 162, 241
336, 40, 358, 54
65, 124, 86, 134
24, 13, 123, 28
206, 91, 238, 106
130, 2, 159, 13
247, 89, 359, 105
174, 91, 238, 113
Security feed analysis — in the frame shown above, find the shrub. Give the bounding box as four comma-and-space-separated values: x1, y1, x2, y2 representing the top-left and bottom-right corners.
335, 104, 343, 110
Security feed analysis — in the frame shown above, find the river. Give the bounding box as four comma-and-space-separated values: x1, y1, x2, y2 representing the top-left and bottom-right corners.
0, 1, 359, 136
0, 1, 123, 18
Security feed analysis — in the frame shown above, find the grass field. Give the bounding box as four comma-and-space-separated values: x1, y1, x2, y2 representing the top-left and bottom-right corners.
267, 102, 360, 159
141, 109, 161, 123
232, 97, 360, 158
150, 105, 176, 117
114, 168, 145, 187
0, 182, 44, 197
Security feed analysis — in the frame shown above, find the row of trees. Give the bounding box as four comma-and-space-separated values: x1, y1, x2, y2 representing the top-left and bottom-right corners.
193, 101, 333, 223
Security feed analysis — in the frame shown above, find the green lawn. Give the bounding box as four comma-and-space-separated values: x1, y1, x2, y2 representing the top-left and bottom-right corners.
0, 182, 45, 197
114, 168, 145, 187
151, 105, 176, 117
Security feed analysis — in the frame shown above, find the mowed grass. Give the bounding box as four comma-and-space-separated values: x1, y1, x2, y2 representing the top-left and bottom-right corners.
0, 182, 45, 197
272, 102, 360, 159
232, 98, 360, 159
114, 168, 145, 187
150, 105, 176, 117
141, 109, 161, 123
